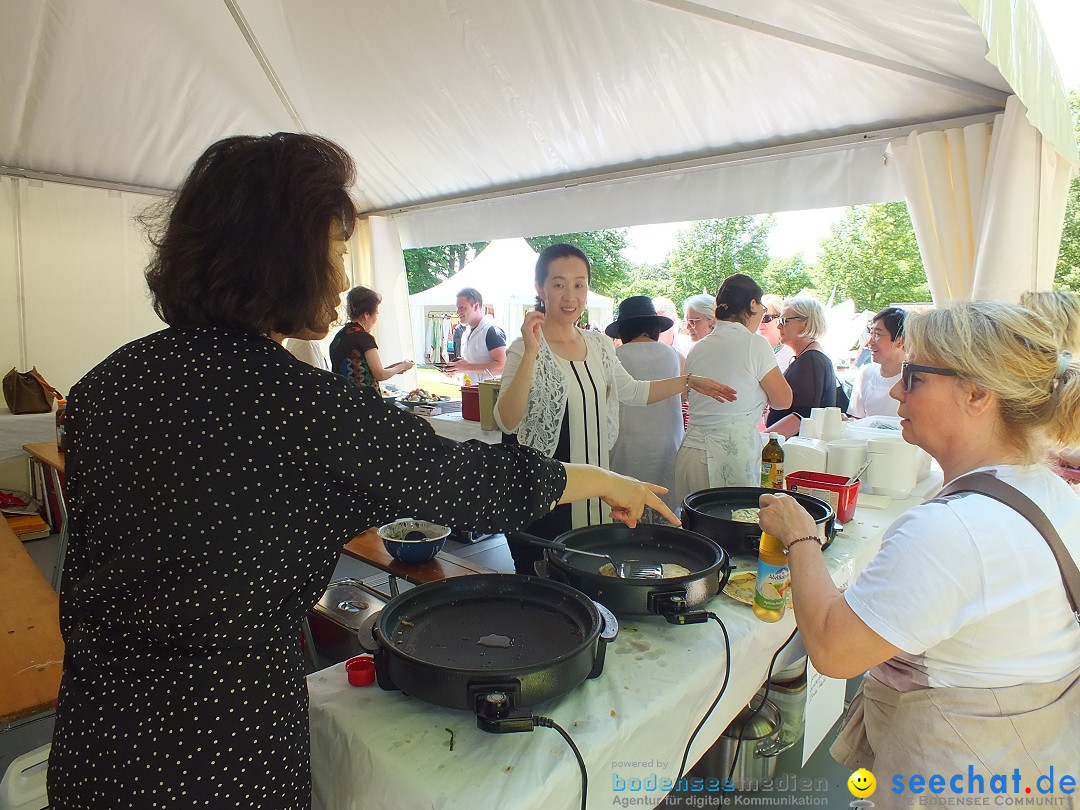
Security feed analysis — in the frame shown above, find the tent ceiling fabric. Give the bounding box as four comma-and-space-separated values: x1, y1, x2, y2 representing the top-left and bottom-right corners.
1, 0, 1073, 247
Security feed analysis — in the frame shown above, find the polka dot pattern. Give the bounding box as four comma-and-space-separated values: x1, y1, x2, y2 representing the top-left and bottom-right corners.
48, 327, 565, 809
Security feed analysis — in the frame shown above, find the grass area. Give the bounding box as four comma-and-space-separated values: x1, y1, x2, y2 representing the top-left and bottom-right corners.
413, 366, 462, 399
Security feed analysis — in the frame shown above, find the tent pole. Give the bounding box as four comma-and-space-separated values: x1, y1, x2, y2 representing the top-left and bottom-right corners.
640, 0, 1008, 108
223, 0, 308, 133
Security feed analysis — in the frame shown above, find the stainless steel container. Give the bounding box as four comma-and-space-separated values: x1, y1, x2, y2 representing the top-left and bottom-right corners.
307, 578, 387, 664
697, 695, 793, 788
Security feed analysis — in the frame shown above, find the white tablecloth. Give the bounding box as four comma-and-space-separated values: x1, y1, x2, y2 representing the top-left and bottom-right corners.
0, 411, 56, 461
419, 412, 502, 445
308, 486, 937, 810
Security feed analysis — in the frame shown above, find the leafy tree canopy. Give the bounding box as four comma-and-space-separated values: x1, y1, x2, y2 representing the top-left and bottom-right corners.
403, 243, 488, 293
606, 260, 674, 302
758, 255, 817, 300
1055, 90, 1080, 293
667, 216, 773, 305
814, 202, 929, 311
525, 230, 632, 298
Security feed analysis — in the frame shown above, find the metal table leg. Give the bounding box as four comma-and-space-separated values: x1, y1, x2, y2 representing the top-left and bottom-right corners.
47, 466, 68, 592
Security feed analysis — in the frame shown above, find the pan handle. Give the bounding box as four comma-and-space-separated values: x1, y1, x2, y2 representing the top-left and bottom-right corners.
356, 612, 381, 654
514, 532, 610, 561
588, 601, 619, 680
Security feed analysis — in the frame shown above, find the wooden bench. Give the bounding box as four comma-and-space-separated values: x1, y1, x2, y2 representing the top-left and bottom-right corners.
0, 518, 64, 726
342, 527, 497, 595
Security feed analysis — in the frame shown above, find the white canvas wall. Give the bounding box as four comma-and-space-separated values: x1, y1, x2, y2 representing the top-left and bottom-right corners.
0, 177, 165, 398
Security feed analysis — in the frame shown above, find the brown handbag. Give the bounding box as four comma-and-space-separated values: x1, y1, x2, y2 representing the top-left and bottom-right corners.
2, 367, 62, 414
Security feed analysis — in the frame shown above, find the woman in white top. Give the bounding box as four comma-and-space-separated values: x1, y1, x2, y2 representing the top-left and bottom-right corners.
847, 306, 906, 419
675, 274, 792, 501
759, 300, 1080, 779
495, 243, 737, 573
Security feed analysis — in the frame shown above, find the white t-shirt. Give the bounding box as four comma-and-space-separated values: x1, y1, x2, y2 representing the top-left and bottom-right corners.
845, 464, 1080, 689
285, 338, 330, 371
847, 362, 900, 418
682, 320, 777, 450
774, 343, 795, 372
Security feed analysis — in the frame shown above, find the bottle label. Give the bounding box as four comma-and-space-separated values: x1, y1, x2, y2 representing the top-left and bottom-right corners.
754, 560, 790, 611
761, 462, 784, 489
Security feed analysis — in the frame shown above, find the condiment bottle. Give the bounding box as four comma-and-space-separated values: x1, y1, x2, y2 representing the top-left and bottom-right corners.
753, 531, 789, 622
55, 397, 67, 453
760, 432, 784, 489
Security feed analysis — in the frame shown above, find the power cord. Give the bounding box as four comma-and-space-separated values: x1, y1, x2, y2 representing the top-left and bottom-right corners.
726, 627, 799, 783
534, 716, 587, 810
677, 611, 732, 777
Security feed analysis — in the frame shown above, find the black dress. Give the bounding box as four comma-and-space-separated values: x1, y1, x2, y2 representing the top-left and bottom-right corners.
765, 348, 837, 426
48, 327, 565, 810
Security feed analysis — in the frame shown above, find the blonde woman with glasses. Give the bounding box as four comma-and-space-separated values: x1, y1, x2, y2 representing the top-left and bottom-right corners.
764, 296, 836, 431
758, 300, 1080, 781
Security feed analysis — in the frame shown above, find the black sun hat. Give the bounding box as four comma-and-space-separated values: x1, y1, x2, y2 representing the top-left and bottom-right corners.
604, 295, 674, 338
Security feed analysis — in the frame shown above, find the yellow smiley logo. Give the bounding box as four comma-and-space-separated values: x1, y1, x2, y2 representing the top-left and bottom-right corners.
848, 768, 877, 798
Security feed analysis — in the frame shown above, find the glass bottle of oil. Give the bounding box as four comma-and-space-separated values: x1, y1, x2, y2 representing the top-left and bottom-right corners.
760, 432, 784, 489
753, 531, 789, 622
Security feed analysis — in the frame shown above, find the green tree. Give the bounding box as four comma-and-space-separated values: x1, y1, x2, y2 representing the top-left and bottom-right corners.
814, 203, 929, 310
758, 254, 817, 299
403, 242, 489, 293
667, 216, 773, 304
607, 260, 674, 302
1055, 90, 1080, 293
526, 229, 632, 298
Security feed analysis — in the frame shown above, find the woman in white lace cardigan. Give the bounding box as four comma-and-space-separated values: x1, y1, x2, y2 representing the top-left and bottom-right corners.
494, 243, 738, 574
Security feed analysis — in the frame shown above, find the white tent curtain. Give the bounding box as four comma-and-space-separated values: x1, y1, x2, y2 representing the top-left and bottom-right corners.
353, 215, 417, 389
887, 95, 1074, 304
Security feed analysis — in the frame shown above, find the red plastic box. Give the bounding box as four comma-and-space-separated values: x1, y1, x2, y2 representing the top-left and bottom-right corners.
785, 470, 860, 524
461, 385, 480, 421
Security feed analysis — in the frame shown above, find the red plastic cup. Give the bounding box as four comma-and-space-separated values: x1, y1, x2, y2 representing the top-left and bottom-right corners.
345, 655, 375, 687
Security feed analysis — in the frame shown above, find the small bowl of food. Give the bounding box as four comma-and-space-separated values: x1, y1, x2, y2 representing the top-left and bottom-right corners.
377, 519, 452, 563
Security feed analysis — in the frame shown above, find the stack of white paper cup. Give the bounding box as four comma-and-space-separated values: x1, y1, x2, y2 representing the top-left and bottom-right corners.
812, 407, 844, 442
826, 439, 868, 479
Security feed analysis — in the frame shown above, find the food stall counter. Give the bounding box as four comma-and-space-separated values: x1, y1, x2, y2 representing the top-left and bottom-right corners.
309, 486, 935, 810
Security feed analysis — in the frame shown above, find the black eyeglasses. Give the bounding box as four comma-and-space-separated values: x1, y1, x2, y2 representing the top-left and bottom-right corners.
777, 315, 807, 327
761, 314, 775, 324
901, 362, 958, 392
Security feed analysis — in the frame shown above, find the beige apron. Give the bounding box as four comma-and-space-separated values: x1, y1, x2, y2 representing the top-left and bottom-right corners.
832, 666, 1080, 806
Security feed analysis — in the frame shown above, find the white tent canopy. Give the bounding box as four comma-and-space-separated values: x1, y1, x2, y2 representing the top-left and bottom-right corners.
408, 238, 613, 364
1, 0, 1075, 391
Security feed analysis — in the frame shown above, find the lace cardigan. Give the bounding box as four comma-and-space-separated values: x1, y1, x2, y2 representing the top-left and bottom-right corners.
495, 329, 651, 458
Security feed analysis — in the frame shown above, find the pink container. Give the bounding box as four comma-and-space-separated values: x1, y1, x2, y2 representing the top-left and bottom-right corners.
785, 470, 860, 524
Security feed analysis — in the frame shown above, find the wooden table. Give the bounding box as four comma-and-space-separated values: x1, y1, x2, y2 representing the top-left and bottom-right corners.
0, 518, 64, 726
342, 527, 497, 595
23, 443, 67, 590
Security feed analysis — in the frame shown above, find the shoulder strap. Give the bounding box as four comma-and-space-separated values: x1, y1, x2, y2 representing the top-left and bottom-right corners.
936, 472, 1080, 622
28, 368, 63, 402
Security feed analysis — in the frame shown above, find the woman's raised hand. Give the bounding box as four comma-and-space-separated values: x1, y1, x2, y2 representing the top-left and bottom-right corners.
521, 309, 545, 355
689, 374, 737, 403
600, 472, 680, 528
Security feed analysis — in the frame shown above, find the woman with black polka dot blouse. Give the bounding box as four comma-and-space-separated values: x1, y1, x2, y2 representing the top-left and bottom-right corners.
48, 134, 676, 809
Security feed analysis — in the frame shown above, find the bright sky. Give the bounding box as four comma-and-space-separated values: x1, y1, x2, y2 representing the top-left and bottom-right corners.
622, 0, 1079, 266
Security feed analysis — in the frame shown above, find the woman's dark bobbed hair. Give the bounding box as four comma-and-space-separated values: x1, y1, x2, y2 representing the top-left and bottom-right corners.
715, 273, 764, 323
143, 133, 357, 336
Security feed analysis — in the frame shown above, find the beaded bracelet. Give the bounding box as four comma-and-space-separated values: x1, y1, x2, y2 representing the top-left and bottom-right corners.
783, 535, 822, 555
